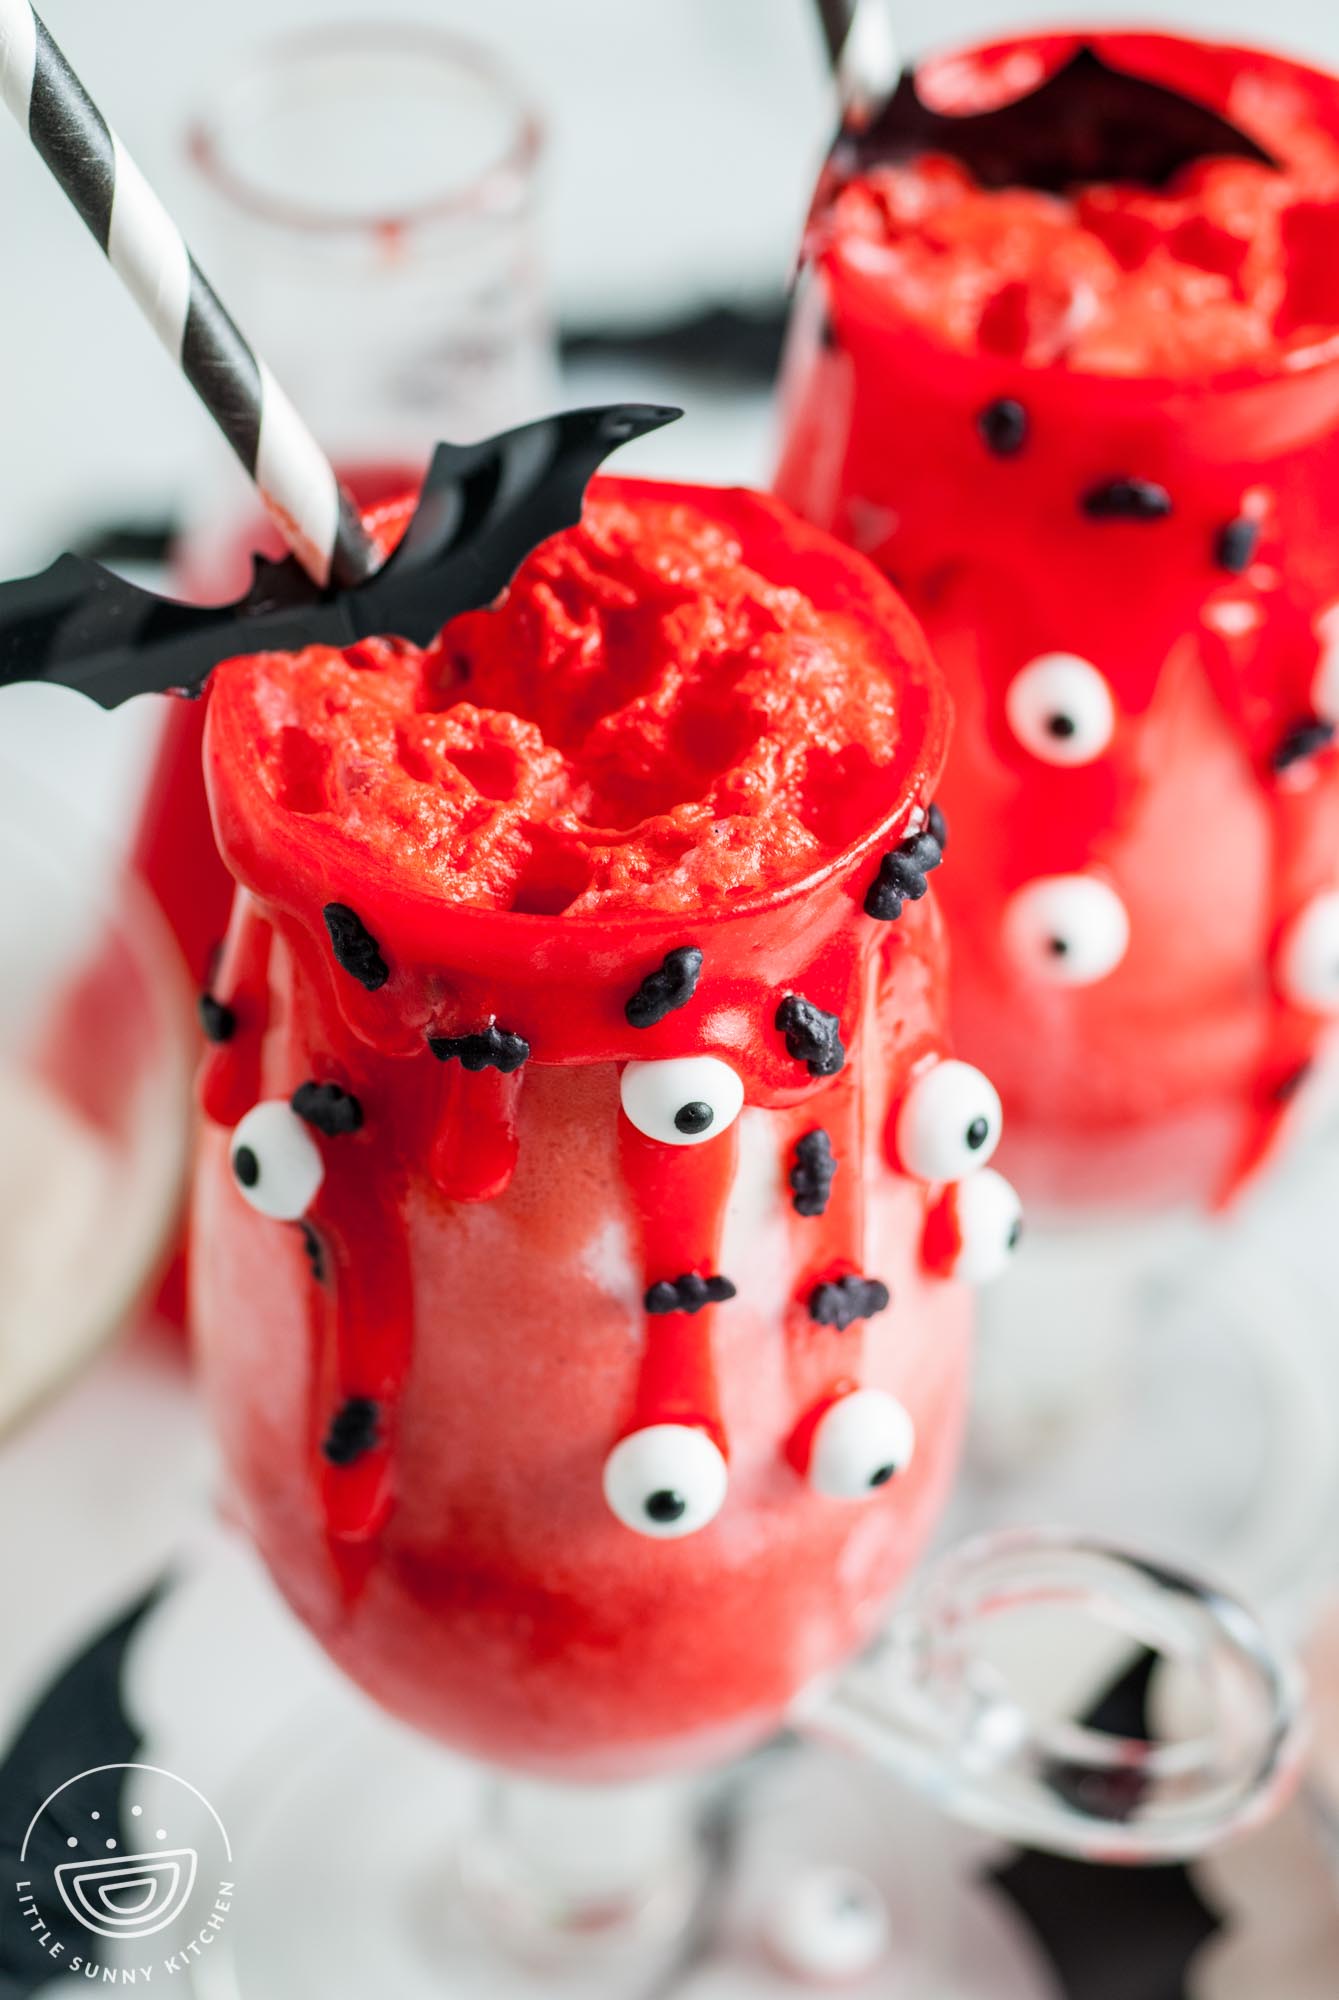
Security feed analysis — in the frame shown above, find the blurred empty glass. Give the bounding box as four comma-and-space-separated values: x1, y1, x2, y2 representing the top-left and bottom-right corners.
0, 757, 191, 1433
134, 22, 556, 1025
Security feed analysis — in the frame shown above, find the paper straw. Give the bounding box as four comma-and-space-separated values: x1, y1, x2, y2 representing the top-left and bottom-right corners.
0, 0, 379, 589
813, 0, 900, 129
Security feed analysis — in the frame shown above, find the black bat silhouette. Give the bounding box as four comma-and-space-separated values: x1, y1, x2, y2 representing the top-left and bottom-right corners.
827, 43, 1276, 199
0, 404, 680, 710
0, 1583, 164, 1999
989, 1652, 1225, 2000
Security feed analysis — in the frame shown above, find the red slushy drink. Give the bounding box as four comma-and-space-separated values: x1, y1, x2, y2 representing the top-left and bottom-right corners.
777, 32, 1339, 1208
191, 480, 1009, 1778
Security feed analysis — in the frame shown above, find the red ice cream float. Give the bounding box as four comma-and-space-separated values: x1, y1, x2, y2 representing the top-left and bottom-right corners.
776, 31, 1339, 1210
189, 480, 1013, 1780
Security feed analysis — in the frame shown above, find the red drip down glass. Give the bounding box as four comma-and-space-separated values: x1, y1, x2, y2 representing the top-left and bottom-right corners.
775, 29, 1339, 1215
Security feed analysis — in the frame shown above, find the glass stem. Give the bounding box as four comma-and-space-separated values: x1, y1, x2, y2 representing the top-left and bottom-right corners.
460, 1770, 707, 1962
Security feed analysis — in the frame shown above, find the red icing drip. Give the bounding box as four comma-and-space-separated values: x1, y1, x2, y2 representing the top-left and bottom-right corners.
428, 1066, 522, 1203
619, 1118, 739, 1442
135, 697, 231, 990
784, 1380, 860, 1478
781, 1061, 874, 1413
1220, 701, 1339, 1195
199, 896, 272, 1128
797, 1064, 866, 1287
203, 900, 423, 1584
310, 1152, 413, 1578
921, 1187, 964, 1277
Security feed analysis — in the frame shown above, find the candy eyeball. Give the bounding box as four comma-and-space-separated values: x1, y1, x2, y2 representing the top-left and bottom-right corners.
1003, 874, 1130, 986
602, 1424, 729, 1538
895, 1058, 1002, 1182
762, 1867, 890, 1983
1005, 652, 1116, 766
807, 1389, 916, 1501
229, 1101, 325, 1220
1278, 891, 1339, 1015
620, 1056, 744, 1146
932, 1169, 1023, 1284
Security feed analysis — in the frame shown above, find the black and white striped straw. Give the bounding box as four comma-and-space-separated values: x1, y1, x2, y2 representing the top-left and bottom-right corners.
0, 0, 379, 590
813, 0, 901, 130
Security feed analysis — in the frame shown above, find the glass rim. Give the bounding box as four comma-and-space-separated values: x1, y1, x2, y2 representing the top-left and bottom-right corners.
187, 21, 545, 239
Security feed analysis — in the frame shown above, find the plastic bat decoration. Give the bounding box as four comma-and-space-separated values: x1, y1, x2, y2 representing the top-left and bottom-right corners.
0, 405, 681, 710
990, 1653, 1224, 2000
0, 1583, 163, 1999
824, 43, 1277, 200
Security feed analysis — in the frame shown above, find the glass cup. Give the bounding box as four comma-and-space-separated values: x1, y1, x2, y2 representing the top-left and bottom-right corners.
0, 756, 192, 1434
774, 26, 1339, 1608
187, 22, 553, 471
183, 475, 1299, 1990
776, 28, 1339, 1211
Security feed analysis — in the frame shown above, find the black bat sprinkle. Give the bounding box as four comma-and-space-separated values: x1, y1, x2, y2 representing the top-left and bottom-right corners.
776, 995, 846, 1077
1215, 516, 1261, 574
0, 405, 681, 709
626, 946, 704, 1029
323, 904, 389, 993
1081, 476, 1174, 522
790, 1129, 837, 1217
865, 803, 947, 922
644, 1273, 737, 1316
428, 1026, 530, 1074
808, 1273, 890, 1329
197, 992, 235, 1043
323, 1397, 382, 1466
291, 1080, 364, 1137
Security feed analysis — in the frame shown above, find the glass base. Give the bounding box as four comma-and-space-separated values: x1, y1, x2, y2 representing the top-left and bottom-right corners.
190, 1708, 1054, 1999
957, 1127, 1339, 1626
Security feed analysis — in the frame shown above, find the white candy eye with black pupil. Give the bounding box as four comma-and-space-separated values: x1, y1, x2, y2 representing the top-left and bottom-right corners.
1006, 653, 1116, 766
1278, 891, 1339, 1014
808, 1389, 916, 1500
620, 1056, 744, 1147
895, 1058, 1002, 1182
602, 1424, 728, 1538
1003, 874, 1130, 986
763, 1867, 890, 1984
229, 1101, 325, 1221
946, 1169, 1024, 1283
